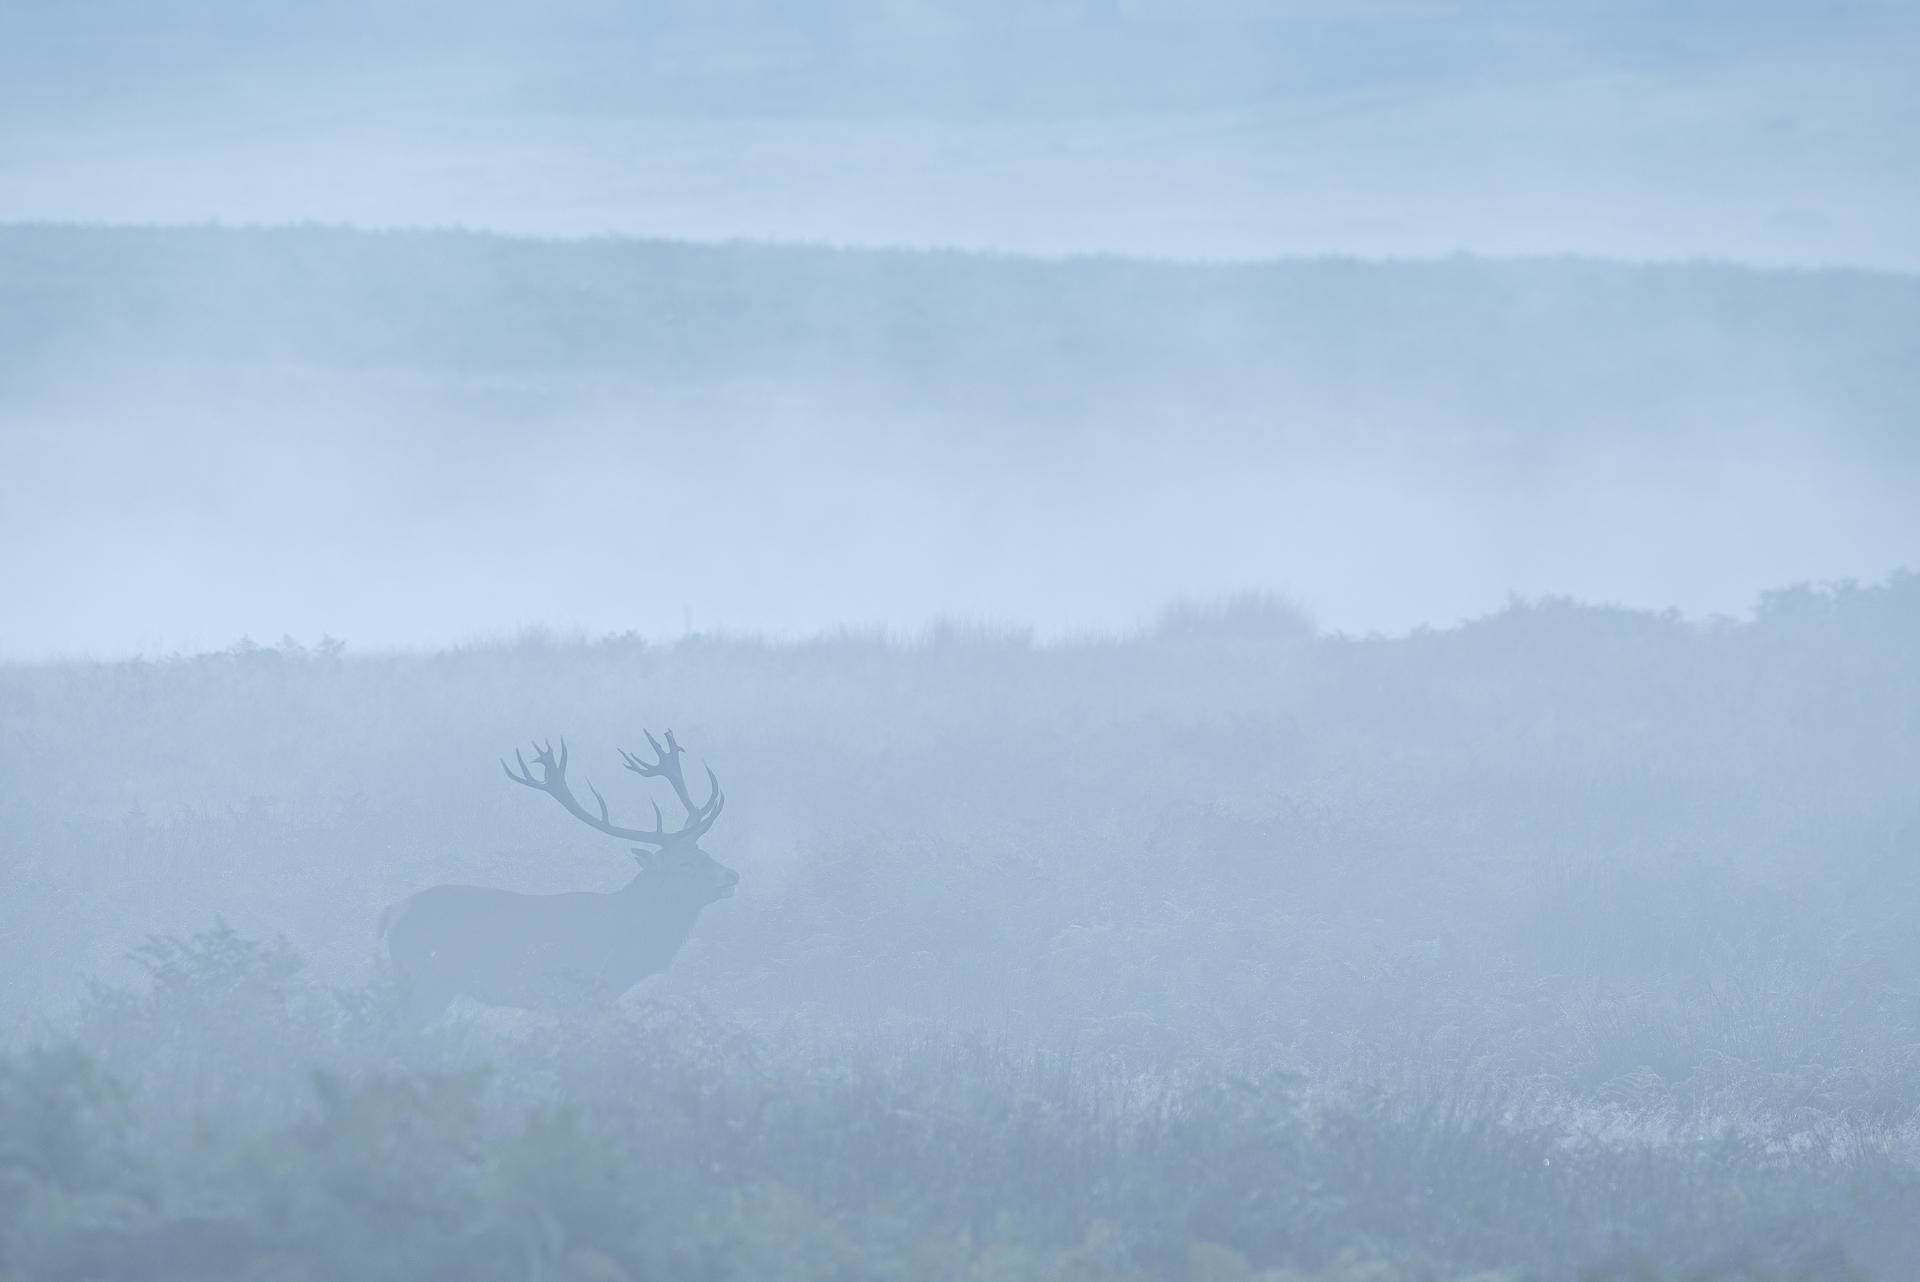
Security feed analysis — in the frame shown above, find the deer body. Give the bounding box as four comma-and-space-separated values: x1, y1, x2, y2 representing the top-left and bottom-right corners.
383, 731, 736, 1020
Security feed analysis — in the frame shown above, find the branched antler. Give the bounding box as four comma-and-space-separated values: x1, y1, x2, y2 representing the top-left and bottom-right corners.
619, 730, 724, 831
503, 732, 723, 848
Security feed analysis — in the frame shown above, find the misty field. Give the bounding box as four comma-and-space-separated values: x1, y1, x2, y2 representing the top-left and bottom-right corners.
3, 579, 1916, 1279
6, 2, 1919, 1277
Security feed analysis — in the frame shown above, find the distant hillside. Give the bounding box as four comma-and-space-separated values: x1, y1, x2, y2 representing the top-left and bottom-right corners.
5, 224, 1916, 461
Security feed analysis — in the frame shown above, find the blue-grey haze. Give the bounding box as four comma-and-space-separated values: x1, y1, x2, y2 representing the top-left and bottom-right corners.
1, 5, 1917, 1279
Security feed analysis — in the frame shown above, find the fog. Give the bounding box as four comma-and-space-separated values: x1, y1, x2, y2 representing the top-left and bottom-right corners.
4, 232, 1916, 658
2, 5, 1918, 1281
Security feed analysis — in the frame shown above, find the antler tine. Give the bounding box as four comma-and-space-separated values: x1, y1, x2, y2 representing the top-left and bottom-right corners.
585, 779, 613, 828
680, 786, 725, 840
621, 796, 670, 843
620, 729, 682, 774
503, 746, 537, 788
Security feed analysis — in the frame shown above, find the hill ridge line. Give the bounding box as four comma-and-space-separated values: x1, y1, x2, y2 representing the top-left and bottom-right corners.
4, 219, 1916, 284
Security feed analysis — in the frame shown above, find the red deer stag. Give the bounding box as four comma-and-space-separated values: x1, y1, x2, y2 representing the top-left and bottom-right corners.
383, 731, 736, 1019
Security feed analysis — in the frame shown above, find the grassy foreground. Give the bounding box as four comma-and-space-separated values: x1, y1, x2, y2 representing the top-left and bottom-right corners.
4, 929, 1909, 1282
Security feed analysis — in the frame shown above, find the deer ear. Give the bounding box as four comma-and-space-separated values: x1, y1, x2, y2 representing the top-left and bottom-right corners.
630, 847, 658, 870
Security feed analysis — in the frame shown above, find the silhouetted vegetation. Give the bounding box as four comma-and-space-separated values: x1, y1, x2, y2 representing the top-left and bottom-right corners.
3, 576, 1917, 1275
4, 925, 1912, 1280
